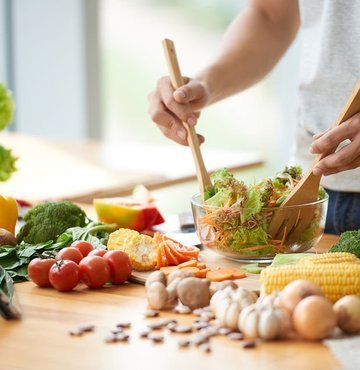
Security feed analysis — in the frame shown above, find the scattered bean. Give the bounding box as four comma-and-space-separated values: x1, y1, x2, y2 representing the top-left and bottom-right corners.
199, 343, 212, 353
78, 324, 95, 332
69, 329, 83, 337
200, 312, 214, 322
175, 325, 193, 334
199, 326, 219, 338
148, 333, 164, 343
192, 334, 209, 346
111, 327, 124, 334
227, 332, 244, 341
147, 322, 164, 330
242, 341, 257, 349
192, 308, 205, 316
167, 322, 178, 332
105, 332, 129, 343
178, 339, 191, 348
116, 322, 131, 329
193, 322, 209, 331
174, 304, 192, 315
144, 310, 160, 318
218, 327, 232, 335
139, 329, 151, 338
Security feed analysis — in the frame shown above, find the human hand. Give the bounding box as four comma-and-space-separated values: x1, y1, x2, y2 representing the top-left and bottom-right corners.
147, 76, 210, 145
310, 112, 360, 176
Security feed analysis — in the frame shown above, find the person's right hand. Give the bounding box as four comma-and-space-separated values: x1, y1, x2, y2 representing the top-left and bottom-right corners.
147, 76, 210, 145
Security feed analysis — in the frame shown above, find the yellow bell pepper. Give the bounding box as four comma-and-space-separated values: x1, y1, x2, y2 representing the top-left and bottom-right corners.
0, 195, 18, 234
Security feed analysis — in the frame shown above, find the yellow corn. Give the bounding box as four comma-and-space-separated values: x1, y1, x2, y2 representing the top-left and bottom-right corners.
260, 262, 360, 302
297, 252, 359, 265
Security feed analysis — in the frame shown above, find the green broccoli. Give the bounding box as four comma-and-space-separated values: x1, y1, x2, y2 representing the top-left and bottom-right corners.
16, 201, 87, 244
329, 230, 360, 258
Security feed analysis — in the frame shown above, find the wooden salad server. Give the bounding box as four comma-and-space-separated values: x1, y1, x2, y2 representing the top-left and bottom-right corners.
162, 38, 213, 200
268, 80, 360, 242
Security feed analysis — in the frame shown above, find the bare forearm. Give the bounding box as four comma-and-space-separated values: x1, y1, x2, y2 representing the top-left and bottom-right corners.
197, 0, 300, 104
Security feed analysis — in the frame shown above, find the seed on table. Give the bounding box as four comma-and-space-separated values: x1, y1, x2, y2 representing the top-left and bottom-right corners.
192, 308, 205, 316
202, 306, 211, 312
227, 332, 244, 341
218, 327, 232, 335
200, 312, 214, 322
199, 326, 218, 338
105, 332, 130, 343
192, 334, 209, 346
148, 333, 164, 343
242, 341, 257, 349
175, 325, 193, 334
69, 329, 83, 336
167, 322, 178, 332
139, 329, 151, 338
193, 322, 209, 331
159, 318, 177, 326
116, 322, 131, 329
199, 343, 212, 353
111, 327, 124, 334
144, 310, 160, 318
178, 339, 191, 348
147, 322, 164, 330
78, 324, 95, 332
174, 304, 192, 314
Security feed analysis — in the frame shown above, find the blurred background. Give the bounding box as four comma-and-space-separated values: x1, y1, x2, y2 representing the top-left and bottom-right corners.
0, 0, 300, 213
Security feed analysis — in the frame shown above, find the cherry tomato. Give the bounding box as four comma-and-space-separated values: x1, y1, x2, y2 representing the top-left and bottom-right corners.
71, 240, 93, 257
49, 260, 80, 292
28, 258, 56, 287
88, 249, 107, 257
79, 256, 110, 289
56, 247, 83, 264
103, 250, 132, 285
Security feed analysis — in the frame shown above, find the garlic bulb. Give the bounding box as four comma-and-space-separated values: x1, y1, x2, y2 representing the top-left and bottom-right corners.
210, 286, 258, 330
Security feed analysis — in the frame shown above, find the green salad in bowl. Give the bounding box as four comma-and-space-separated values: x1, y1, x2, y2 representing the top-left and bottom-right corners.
191, 166, 328, 262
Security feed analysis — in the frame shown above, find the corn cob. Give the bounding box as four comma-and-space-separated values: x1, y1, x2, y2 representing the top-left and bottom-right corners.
297, 252, 359, 265
107, 228, 157, 271
260, 262, 360, 302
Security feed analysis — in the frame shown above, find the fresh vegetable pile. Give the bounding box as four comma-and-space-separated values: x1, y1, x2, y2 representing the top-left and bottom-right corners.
28, 240, 132, 292
329, 229, 360, 257
198, 166, 326, 256
0, 201, 118, 282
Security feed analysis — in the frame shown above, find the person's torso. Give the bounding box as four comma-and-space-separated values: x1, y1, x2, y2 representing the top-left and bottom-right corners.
295, 0, 360, 191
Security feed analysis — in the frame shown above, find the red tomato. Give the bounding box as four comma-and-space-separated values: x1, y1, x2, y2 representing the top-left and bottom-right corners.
28, 258, 56, 287
71, 240, 93, 257
103, 250, 132, 285
56, 247, 83, 264
88, 249, 107, 257
49, 260, 80, 292
79, 256, 110, 289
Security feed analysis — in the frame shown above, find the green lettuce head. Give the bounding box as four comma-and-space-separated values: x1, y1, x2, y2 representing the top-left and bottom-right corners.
0, 83, 15, 131
0, 145, 17, 181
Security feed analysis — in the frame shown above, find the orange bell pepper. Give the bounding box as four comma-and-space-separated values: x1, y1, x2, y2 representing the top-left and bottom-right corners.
0, 195, 18, 234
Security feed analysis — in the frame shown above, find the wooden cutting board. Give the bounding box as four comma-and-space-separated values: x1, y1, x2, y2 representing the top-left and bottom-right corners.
130, 248, 263, 292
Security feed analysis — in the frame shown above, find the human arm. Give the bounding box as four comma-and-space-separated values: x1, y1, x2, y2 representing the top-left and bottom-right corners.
147, 0, 300, 145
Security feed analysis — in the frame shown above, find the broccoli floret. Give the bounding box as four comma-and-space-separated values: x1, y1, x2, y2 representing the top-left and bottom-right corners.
329, 230, 360, 258
16, 201, 87, 244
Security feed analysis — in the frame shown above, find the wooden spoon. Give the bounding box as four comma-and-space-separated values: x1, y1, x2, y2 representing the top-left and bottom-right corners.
162, 38, 213, 200
268, 80, 360, 242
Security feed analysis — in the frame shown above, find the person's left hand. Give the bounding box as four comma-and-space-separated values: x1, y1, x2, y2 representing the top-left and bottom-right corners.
310, 112, 360, 176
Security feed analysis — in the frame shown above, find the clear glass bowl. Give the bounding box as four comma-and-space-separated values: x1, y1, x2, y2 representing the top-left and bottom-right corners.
191, 193, 329, 262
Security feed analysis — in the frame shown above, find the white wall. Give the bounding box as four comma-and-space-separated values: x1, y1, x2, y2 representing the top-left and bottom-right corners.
11, 0, 100, 139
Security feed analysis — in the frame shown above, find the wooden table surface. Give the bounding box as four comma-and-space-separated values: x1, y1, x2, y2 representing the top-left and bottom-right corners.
0, 235, 340, 370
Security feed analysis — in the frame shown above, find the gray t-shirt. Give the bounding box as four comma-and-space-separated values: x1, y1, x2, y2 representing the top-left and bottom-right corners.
294, 0, 360, 192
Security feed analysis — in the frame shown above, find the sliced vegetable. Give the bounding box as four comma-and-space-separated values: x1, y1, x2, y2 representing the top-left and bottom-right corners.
93, 197, 164, 232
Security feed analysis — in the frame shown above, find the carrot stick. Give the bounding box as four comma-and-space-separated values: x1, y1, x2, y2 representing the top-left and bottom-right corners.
206, 269, 233, 282
177, 260, 198, 269
194, 268, 211, 278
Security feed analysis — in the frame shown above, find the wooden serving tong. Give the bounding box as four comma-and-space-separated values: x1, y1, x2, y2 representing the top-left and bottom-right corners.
162, 39, 213, 200
268, 80, 360, 242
